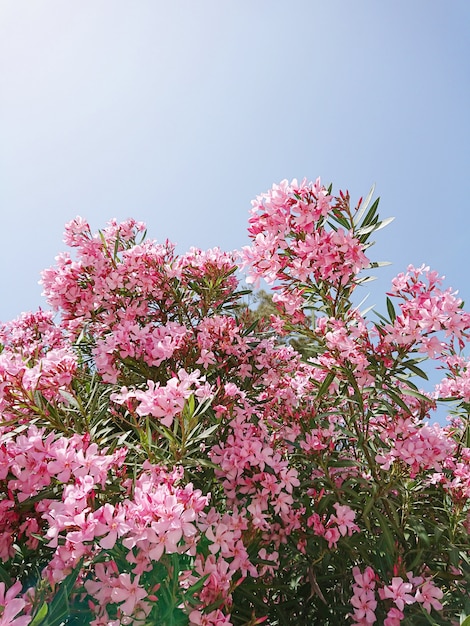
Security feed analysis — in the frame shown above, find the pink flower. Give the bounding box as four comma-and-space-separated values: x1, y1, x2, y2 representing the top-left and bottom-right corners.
324, 526, 341, 548
206, 523, 237, 555
383, 607, 404, 626
330, 503, 360, 536
307, 512, 325, 536
352, 566, 376, 591
84, 561, 119, 605
0, 582, 31, 626
415, 579, 444, 613
94, 503, 130, 549
110, 573, 147, 616
189, 608, 233, 625
5, 201, 470, 626
350, 589, 377, 624
379, 577, 415, 611
350, 566, 378, 625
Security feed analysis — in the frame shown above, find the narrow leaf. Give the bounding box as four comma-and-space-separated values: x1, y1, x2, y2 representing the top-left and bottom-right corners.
184, 573, 210, 597
386, 297, 396, 323
29, 603, 48, 626
401, 387, 431, 402
374, 508, 396, 557
316, 371, 336, 401
361, 197, 380, 226
354, 184, 376, 225
405, 363, 429, 380
385, 388, 412, 414
44, 562, 82, 626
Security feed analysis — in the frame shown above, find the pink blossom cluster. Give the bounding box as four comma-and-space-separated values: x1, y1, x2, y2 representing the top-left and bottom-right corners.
241, 179, 369, 312
312, 313, 376, 389
0, 309, 65, 357
0, 310, 77, 417
80, 465, 210, 624
350, 566, 443, 625
427, 445, 470, 506
307, 502, 360, 548
0, 424, 123, 562
210, 402, 302, 543
111, 369, 212, 429
437, 355, 470, 402
383, 264, 470, 355
376, 418, 456, 476
40, 217, 240, 383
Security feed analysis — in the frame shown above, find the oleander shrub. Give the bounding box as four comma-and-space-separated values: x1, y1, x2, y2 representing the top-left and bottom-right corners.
1, 179, 470, 625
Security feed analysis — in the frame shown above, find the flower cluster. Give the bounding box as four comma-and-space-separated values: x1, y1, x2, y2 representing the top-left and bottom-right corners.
350, 566, 443, 625
241, 179, 368, 287
307, 502, 360, 549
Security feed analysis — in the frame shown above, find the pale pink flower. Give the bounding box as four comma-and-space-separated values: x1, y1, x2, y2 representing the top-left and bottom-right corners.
206, 523, 237, 555
94, 503, 130, 549
379, 577, 415, 611
189, 608, 233, 625
383, 607, 404, 626
415, 579, 444, 613
350, 589, 377, 624
352, 566, 376, 592
330, 503, 360, 537
324, 526, 341, 549
110, 573, 147, 616
0, 581, 31, 626
84, 561, 119, 605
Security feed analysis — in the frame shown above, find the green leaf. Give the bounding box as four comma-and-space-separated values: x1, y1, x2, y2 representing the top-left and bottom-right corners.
355, 275, 377, 285
354, 184, 376, 225
356, 216, 394, 238
191, 423, 220, 442
374, 508, 396, 557
183, 457, 219, 470
362, 490, 377, 525
374, 216, 395, 231
384, 387, 412, 414
44, 560, 83, 626
401, 387, 431, 402
29, 603, 49, 626
361, 197, 380, 226
192, 396, 213, 418
241, 318, 260, 336
386, 297, 396, 323
327, 212, 350, 230
57, 389, 80, 409
316, 371, 336, 401
0, 563, 12, 586
461, 616, 470, 626
186, 393, 195, 416
374, 310, 390, 324
403, 362, 429, 380
184, 573, 210, 598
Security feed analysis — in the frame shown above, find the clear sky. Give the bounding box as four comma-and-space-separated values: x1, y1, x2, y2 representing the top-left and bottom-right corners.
1, 1, 469, 326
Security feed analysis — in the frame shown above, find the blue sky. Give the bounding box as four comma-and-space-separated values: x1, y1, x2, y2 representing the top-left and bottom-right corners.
1, 0, 469, 327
